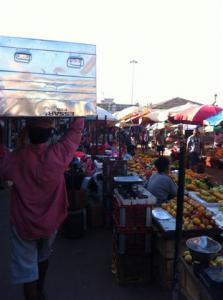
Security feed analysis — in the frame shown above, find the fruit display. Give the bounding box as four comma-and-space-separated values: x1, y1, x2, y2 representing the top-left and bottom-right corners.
161, 197, 216, 230
185, 175, 215, 190
185, 169, 208, 180
182, 250, 223, 267
196, 186, 223, 204
127, 152, 156, 178
185, 174, 223, 204
209, 256, 223, 267
182, 250, 193, 264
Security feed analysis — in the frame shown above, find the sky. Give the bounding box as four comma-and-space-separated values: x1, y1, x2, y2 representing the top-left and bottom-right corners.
0, 0, 222, 106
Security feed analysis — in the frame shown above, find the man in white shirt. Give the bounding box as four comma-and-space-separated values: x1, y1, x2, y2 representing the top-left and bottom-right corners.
187, 127, 204, 169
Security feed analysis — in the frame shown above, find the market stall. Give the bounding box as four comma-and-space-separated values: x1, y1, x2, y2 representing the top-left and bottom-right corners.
113, 147, 223, 293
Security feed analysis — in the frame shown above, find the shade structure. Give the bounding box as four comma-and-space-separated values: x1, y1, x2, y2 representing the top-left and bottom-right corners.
97, 106, 118, 121
172, 105, 223, 124
204, 111, 223, 126
113, 106, 146, 121
168, 103, 201, 116
87, 106, 118, 122
144, 103, 201, 123
145, 110, 168, 122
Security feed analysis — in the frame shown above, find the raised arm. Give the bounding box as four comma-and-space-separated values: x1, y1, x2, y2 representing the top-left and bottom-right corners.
43, 118, 85, 174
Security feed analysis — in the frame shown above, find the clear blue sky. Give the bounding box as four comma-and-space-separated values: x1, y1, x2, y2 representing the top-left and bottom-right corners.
0, 0, 222, 106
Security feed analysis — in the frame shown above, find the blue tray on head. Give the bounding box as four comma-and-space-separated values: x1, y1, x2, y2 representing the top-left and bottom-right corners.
113, 176, 143, 184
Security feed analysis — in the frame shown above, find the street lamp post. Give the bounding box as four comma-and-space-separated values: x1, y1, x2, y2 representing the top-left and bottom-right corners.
214, 94, 218, 104
130, 59, 138, 105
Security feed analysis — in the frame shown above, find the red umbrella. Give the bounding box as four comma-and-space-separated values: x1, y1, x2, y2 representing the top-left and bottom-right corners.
172, 105, 223, 124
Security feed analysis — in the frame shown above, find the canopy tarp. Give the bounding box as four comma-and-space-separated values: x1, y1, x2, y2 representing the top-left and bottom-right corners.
87, 106, 118, 122
204, 110, 223, 126
143, 103, 201, 123
170, 105, 223, 124
168, 103, 201, 116
144, 110, 168, 122
113, 106, 147, 121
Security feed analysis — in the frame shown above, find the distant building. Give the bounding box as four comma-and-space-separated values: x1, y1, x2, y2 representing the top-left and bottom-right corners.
151, 97, 202, 109
98, 98, 138, 113
98, 97, 201, 113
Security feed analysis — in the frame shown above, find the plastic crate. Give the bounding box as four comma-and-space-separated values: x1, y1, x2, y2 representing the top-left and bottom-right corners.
113, 196, 152, 231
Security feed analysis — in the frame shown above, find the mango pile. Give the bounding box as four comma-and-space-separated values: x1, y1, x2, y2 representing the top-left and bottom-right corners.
186, 174, 223, 204
182, 250, 193, 264
161, 197, 216, 230
209, 256, 223, 267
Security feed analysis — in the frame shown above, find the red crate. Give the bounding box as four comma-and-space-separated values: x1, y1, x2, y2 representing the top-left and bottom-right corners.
113, 196, 153, 232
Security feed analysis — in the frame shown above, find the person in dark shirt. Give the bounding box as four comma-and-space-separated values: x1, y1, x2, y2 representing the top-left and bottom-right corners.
145, 156, 177, 204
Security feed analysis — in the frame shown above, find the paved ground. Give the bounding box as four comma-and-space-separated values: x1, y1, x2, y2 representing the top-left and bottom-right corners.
1, 167, 221, 300
0, 189, 171, 300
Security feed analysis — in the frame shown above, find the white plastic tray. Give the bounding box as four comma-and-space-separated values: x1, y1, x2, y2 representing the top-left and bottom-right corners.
152, 207, 172, 220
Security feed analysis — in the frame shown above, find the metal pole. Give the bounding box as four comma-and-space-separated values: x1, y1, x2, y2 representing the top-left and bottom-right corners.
95, 115, 98, 155
103, 116, 107, 145
130, 60, 138, 105
172, 143, 186, 300
118, 127, 122, 159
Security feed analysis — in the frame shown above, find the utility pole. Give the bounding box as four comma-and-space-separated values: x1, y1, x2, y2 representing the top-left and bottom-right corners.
130, 59, 138, 105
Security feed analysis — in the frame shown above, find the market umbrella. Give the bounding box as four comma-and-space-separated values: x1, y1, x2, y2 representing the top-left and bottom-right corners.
172, 105, 223, 124
87, 106, 118, 122
113, 106, 146, 121
168, 102, 201, 116
144, 110, 168, 122
204, 110, 223, 126
97, 106, 118, 121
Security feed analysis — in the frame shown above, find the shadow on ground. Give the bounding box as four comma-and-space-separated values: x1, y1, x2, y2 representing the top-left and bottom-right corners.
0, 189, 171, 300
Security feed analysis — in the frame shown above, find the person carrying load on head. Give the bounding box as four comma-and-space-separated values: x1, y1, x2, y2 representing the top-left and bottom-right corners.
0, 117, 84, 300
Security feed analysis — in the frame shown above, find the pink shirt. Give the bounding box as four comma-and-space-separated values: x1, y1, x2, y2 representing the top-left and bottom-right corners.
0, 118, 84, 240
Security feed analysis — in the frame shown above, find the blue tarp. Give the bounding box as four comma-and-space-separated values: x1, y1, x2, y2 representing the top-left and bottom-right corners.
204, 111, 223, 126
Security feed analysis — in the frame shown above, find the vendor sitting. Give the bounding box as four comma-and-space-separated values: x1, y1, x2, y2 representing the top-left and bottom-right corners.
145, 156, 177, 204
